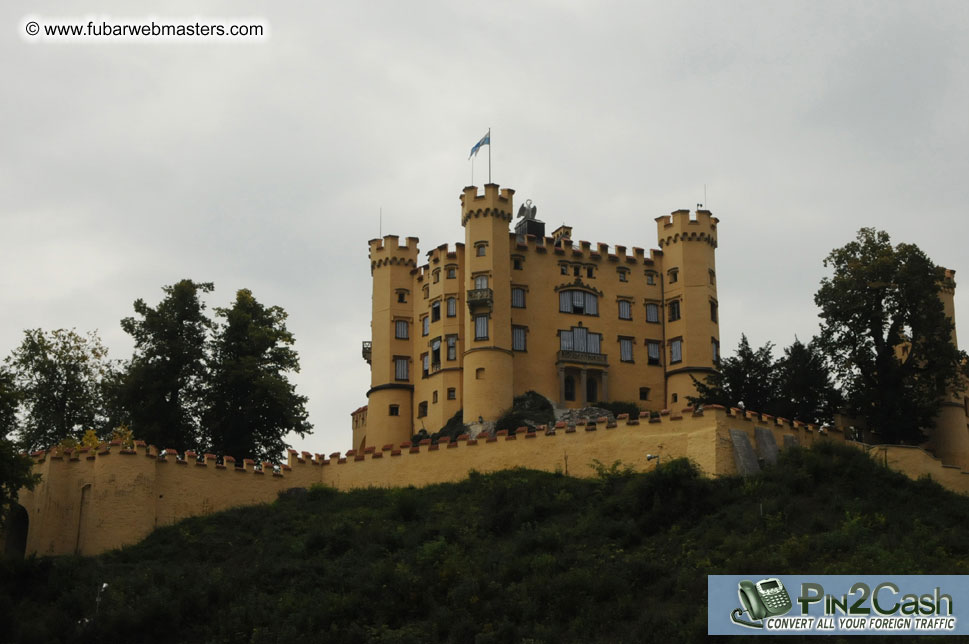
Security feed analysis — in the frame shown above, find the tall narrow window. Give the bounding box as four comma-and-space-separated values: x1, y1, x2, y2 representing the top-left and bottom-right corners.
639, 387, 649, 401
512, 326, 527, 351
646, 272, 656, 285
564, 375, 575, 401
712, 338, 720, 363
431, 301, 441, 322
422, 353, 429, 377
670, 339, 682, 363
474, 275, 489, 289
476, 244, 487, 257
418, 401, 428, 417
668, 300, 681, 322
447, 266, 456, 279
433, 269, 440, 283
511, 287, 526, 308
422, 316, 429, 336
431, 338, 441, 367
618, 270, 628, 282
668, 269, 678, 284
395, 320, 408, 339
647, 341, 660, 365
618, 300, 632, 320
447, 335, 457, 360
710, 300, 718, 323
646, 303, 659, 323
447, 297, 456, 317
394, 357, 409, 381
474, 315, 489, 340
620, 337, 634, 362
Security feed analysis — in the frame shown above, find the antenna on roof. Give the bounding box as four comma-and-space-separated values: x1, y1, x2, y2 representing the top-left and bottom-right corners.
379, 207, 382, 237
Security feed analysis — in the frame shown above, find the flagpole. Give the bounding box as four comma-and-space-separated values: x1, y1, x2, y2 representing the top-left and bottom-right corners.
487, 127, 491, 184
471, 157, 474, 186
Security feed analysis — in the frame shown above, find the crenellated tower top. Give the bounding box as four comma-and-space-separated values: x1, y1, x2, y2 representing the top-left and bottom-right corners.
460, 184, 515, 227
655, 209, 718, 249
368, 235, 421, 273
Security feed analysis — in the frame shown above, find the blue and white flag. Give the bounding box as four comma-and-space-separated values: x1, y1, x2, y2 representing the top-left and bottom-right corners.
469, 131, 490, 159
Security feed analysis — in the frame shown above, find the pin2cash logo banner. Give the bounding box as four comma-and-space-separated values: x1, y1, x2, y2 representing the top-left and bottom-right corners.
708, 575, 968, 635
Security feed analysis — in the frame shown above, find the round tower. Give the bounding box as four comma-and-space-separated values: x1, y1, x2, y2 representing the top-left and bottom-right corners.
366, 235, 420, 449
654, 208, 720, 410
460, 184, 515, 425
928, 269, 969, 468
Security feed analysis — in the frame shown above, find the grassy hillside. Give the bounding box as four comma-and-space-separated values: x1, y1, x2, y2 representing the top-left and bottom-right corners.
3, 442, 969, 643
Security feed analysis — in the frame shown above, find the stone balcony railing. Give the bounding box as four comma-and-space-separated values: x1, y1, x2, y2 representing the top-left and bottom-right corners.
467, 288, 494, 310
556, 350, 608, 366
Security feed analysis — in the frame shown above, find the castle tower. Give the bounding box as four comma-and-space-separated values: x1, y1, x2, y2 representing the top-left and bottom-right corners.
365, 235, 420, 449
928, 269, 969, 468
460, 184, 515, 425
655, 209, 720, 409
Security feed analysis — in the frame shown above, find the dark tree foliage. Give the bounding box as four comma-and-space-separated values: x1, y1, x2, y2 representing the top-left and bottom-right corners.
119, 280, 214, 452
0, 436, 40, 528
204, 289, 312, 462
773, 338, 841, 424
494, 390, 555, 433
0, 367, 18, 439
5, 329, 110, 451
815, 229, 968, 443
689, 334, 777, 413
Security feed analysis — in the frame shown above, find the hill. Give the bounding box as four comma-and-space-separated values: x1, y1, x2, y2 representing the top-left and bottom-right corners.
3, 442, 969, 643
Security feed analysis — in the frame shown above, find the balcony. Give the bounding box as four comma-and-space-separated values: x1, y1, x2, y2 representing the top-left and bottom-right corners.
466, 288, 494, 310
362, 341, 372, 364
556, 350, 608, 366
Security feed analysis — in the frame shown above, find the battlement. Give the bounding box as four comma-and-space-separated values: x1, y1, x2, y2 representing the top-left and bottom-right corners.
507, 232, 662, 266
655, 209, 718, 249
369, 235, 421, 272
461, 184, 515, 226
426, 243, 464, 264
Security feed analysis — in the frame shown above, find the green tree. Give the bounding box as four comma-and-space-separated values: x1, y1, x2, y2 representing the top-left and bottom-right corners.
204, 289, 312, 462
119, 280, 214, 451
689, 334, 778, 414
0, 436, 40, 528
0, 367, 18, 439
814, 228, 968, 443
4, 329, 110, 451
773, 337, 841, 424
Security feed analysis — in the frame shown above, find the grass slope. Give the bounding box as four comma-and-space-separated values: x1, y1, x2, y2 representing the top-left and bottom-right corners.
3, 442, 969, 643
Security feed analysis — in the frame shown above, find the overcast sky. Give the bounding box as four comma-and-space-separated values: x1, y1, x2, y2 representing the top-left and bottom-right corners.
3, 1, 968, 456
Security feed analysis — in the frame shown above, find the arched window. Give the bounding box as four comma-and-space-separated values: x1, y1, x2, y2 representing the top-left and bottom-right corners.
564, 375, 575, 401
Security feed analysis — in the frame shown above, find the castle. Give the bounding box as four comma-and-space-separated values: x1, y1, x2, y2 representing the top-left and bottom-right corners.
6, 182, 969, 558
356, 183, 720, 449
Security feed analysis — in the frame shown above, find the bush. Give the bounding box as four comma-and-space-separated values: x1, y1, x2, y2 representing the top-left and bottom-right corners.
596, 401, 641, 418
494, 391, 555, 432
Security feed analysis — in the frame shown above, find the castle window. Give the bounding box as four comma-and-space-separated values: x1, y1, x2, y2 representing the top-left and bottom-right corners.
618, 269, 628, 282
564, 376, 575, 401
709, 269, 716, 284
418, 401, 428, 418
447, 388, 456, 400
447, 266, 457, 279
511, 287, 526, 308
560, 265, 568, 275
586, 266, 594, 278
433, 269, 440, 284
672, 393, 678, 403
432, 391, 438, 404
476, 368, 485, 380
710, 300, 718, 323
668, 300, 681, 322
573, 265, 581, 277
512, 326, 527, 351
389, 404, 400, 416
447, 297, 457, 317
446, 335, 457, 360
639, 387, 649, 401
431, 301, 441, 322
422, 316, 429, 336
618, 300, 632, 320
395, 320, 409, 339
668, 269, 678, 284
397, 290, 408, 303
422, 353, 429, 377
474, 314, 489, 340
475, 242, 487, 257
646, 272, 656, 285
559, 290, 598, 316
670, 338, 682, 364
712, 338, 720, 363
431, 338, 441, 368
620, 337, 634, 362
647, 341, 661, 365
513, 257, 523, 270
394, 357, 409, 381
474, 275, 489, 289
560, 326, 602, 354
423, 285, 429, 299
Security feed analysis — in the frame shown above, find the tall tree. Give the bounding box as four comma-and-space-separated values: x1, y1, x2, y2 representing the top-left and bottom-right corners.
689, 334, 778, 414
0, 367, 18, 439
0, 436, 40, 528
5, 329, 110, 451
815, 228, 968, 444
773, 337, 841, 424
119, 280, 214, 451
204, 289, 312, 462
